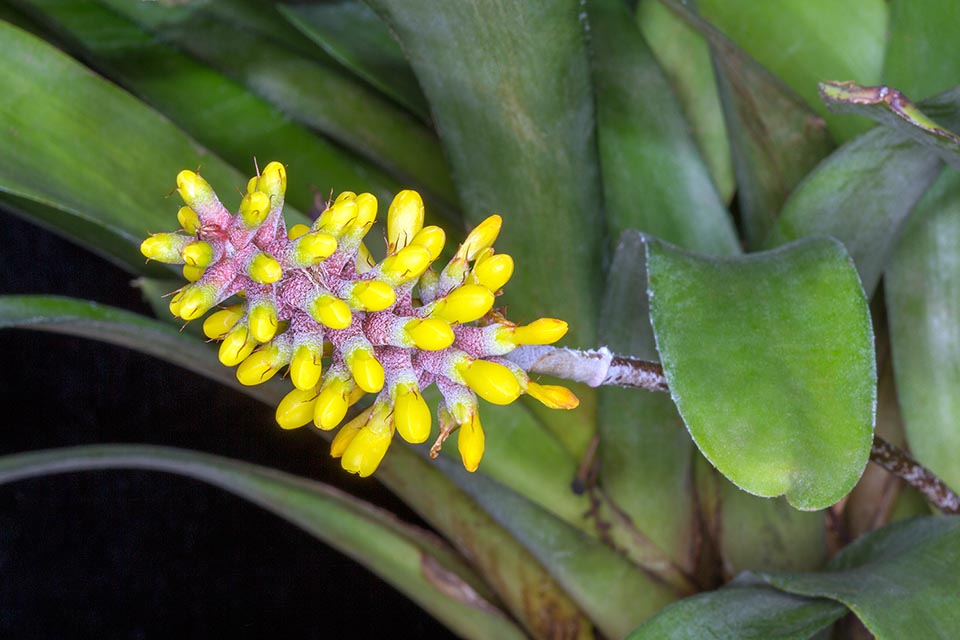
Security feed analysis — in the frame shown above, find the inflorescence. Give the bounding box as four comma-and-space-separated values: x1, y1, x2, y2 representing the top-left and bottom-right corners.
140, 162, 578, 476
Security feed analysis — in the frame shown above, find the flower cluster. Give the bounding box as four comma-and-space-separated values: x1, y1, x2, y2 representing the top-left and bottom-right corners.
140, 162, 578, 476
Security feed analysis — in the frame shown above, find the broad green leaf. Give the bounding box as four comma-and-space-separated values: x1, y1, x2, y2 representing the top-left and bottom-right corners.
0, 445, 525, 640
278, 2, 429, 120
627, 582, 845, 640
887, 170, 960, 491
884, 0, 960, 101
436, 456, 680, 639
366, 0, 604, 458
636, 0, 734, 204
587, 0, 738, 255
646, 238, 876, 510
96, 0, 458, 213
766, 125, 943, 296
660, 0, 835, 248
0, 21, 250, 271
760, 516, 960, 638
820, 82, 960, 170
0, 294, 592, 636
696, 0, 887, 142
16, 0, 400, 215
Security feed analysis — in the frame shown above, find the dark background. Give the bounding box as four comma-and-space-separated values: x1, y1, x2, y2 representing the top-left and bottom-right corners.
0, 209, 455, 638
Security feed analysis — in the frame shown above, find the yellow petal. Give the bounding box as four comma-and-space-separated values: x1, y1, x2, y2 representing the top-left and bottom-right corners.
472, 253, 513, 291
314, 378, 350, 430
351, 193, 378, 232
182, 264, 205, 282
248, 304, 278, 343
393, 384, 431, 444
248, 253, 282, 284
236, 345, 283, 386
178, 285, 218, 321
317, 199, 358, 234
346, 349, 385, 393
177, 206, 200, 234
349, 280, 396, 312
432, 285, 495, 324
410, 225, 446, 261
457, 215, 501, 261
218, 325, 257, 366
202, 305, 243, 339
239, 190, 272, 228
176, 170, 215, 209
458, 359, 521, 405
340, 426, 393, 477
379, 245, 433, 283
457, 412, 485, 472
386, 190, 424, 253
509, 318, 568, 345
296, 232, 338, 264
257, 161, 287, 197
330, 407, 371, 456
275, 387, 318, 430
526, 381, 580, 409
181, 241, 214, 267
404, 318, 454, 351
289, 345, 323, 391
287, 223, 310, 240
307, 294, 352, 330
140, 233, 189, 264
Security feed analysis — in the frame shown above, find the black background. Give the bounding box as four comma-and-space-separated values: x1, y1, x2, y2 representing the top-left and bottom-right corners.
0, 209, 456, 638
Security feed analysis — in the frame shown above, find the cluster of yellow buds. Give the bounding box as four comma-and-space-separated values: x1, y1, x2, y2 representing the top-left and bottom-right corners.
141, 162, 578, 476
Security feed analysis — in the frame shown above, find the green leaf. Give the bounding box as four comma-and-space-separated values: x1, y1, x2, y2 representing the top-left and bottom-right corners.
0, 21, 251, 272
759, 516, 960, 638
587, 0, 738, 255
96, 0, 458, 212
765, 120, 943, 296
646, 237, 876, 510
0, 294, 593, 636
660, 0, 835, 248
367, 0, 604, 458
16, 0, 400, 215
884, 0, 960, 101
886, 170, 960, 491
627, 581, 845, 640
0, 445, 526, 640
635, 0, 734, 204
436, 456, 679, 639
696, 0, 888, 142
820, 81, 960, 169
278, 1, 429, 120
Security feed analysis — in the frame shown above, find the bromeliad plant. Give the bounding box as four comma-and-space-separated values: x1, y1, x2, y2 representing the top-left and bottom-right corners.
3, 0, 960, 638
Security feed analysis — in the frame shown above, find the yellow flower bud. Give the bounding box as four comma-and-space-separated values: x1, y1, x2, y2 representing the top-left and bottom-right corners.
239, 190, 272, 228
351, 193, 378, 233
457, 412, 485, 472
335, 191, 356, 203
176, 170, 215, 209
275, 386, 318, 430
177, 206, 200, 234
317, 199, 358, 234
329, 407, 370, 457
181, 241, 214, 268
349, 280, 396, 312
457, 215, 502, 261
410, 226, 445, 261
218, 325, 257, 366
287, 223, 310, 240
168, 290, 184, 317
314, 378, 350, 430
257, 161, 286, 197
307, 294, 352, 330
356, 242, 376, 274
246, 176, 258, 194
289, 344, 322, 391
346, 349, 385, 393
248, 253, 283, 284
471, 253, 513, 291
508, 318, 569, 345
248, 304, 278, 343
341, 424, 393, 477
526, 382, 580, 409
236, 345, 284, 386
140, 233, 190, 264
295, 232, 338, 264
182, 264, 205, 282
393, 384, 431, 444
404, 318, 454, 351
202, 304, 244, 339
178, 285, 218, 321
379, 245, 433, 283
457, 358, 521, 405
386, 190, 424, 253
432, 285, 495, 324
